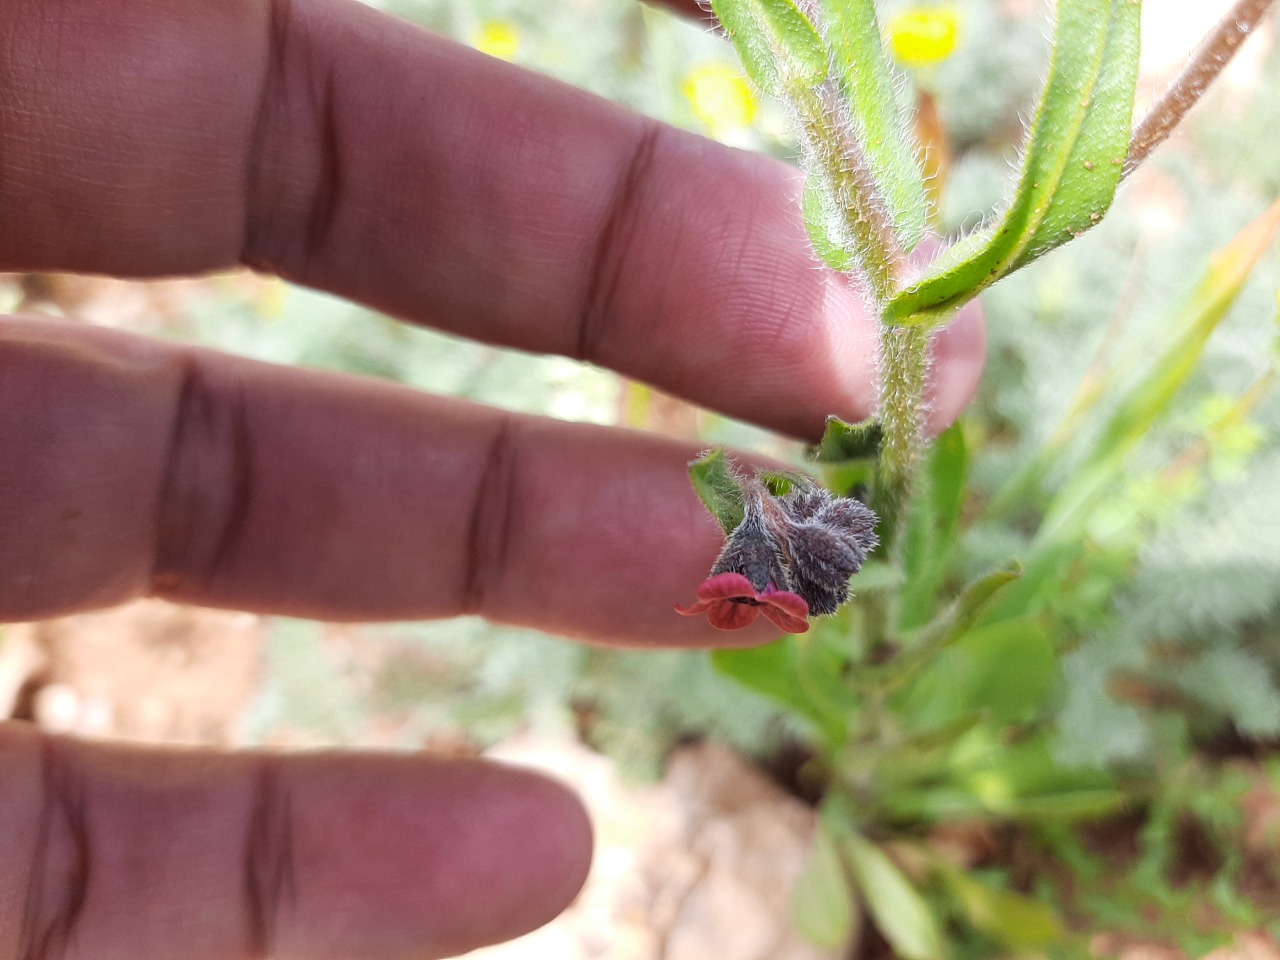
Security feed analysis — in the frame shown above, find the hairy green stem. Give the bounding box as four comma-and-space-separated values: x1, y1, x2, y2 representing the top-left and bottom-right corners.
859, 322, 930, 652
875, 322, 930, 545
793, 86, 908, 302
784, 83, 926, 648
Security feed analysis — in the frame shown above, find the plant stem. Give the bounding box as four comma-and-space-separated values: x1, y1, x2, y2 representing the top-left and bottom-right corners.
1125, 0, 1278, 177
794, 86, 909, 302
860, 320, 930, 651
875, 322, 930, 546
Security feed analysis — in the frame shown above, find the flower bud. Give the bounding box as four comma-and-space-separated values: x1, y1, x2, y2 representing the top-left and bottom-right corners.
812, 497, 879, 556
709, 502, 790, 595
779, 481, 828, 523
786, 521, 867, 615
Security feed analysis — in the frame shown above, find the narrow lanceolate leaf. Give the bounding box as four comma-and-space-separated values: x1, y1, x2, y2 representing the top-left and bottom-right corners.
841, 833, 944, 960
709, 0, 829, 99
912, 562, 1023, 650
899, 422, 968, 629
884, 0, 1142, 327
688, 448, 745, 535
941, 868, 1064, 950
858, 562, 1022, 693
792, 821, 858, 951
818, 0, 929, 251
1038, 198, 1280, 540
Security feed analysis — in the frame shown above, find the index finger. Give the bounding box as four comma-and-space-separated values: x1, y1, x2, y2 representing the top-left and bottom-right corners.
0, 0, 982, 439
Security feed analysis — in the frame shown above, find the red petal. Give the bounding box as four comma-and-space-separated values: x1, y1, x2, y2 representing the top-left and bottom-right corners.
674, 599, 713, 617
759, 590, 810, 634
761, 605, 810, 634
707, 600, 762, 630
696, 572, 757, 601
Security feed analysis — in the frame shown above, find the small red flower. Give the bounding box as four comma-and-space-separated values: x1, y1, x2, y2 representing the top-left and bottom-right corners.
675, 572, 810, 634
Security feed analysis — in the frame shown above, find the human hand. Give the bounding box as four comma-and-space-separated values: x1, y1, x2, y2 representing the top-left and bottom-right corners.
0, 0, 984, 955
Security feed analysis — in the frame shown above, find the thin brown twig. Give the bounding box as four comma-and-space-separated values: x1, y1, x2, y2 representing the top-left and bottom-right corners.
1125, 0, 1279, 178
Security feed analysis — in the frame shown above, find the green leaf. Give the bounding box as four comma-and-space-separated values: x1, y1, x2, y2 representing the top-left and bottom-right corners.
854, 563, 1022, 694
818, 458, 876, 499
940, 869, 1064, 949
711, 640, 804, 711
709, 0, 829, 99
841, 833, 944, 960
899, 423, 969, 628
1009, 0, 1139, 270
793, 821, 858, 950
814, 415, 883, 463
846, 559, 904, 594
999, 789, 1125, 818
884, 0, 1142, 327
803, 176, 858, 272
923, 422, 968, 554
957, 736, 1123, 819
688, 448, 745, 535
977, 536, 1089, 626
903, 616, 1055, 729
1038, 199, 1280, 541
860, 713, 985, 795
711, 638, 850, 742
817, 0, 928, 251
757, 469, 813, 498
911, 562, 1022, 650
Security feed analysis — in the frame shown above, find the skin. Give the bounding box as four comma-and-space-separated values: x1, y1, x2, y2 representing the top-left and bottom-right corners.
0, 0, 986, 956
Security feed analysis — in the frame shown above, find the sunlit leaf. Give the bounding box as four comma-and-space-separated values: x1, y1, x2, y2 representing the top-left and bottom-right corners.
941, 868, 1064, 949
884, 0, 1142, 327
709, 0, 829, 98
903, 616, 1054, 728
958, 736, 1123, 819
1039, 199, 1280, 540
819, 0, 929, 250
1001, 789, 1125, 818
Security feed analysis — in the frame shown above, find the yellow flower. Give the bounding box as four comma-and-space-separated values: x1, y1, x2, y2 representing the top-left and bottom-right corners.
887, 6, 961, 69
682, 62, 758, 140
474, 21, 520, 62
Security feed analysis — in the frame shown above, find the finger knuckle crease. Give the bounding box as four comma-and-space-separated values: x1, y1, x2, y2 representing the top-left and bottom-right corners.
152, 356, 256, 596
575, 123, 663, 364
17, 739, 91, 960
243, 0, 346, 279
461, 418, 519, 615
243, 758, 298, 959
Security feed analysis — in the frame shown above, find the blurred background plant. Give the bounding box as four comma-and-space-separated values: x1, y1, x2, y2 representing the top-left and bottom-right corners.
5, 0, 1280, 957
691, 0, 1280, 954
